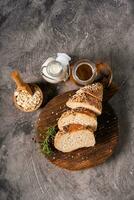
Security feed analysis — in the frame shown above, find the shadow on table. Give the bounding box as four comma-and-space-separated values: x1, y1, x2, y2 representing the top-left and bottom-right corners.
103, 70, 130, 164
36, 81, 58, 108
108, 81, 130, 162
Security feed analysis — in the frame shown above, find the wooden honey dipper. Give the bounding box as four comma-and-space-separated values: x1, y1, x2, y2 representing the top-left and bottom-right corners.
11, 70, 33, 95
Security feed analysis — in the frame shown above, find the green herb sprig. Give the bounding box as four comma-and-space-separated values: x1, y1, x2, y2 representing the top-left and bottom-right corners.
41, 126, 56, 155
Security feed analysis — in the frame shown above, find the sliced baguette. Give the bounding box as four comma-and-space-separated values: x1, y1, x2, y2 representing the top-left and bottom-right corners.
66, 93, 102, 115
58, 109, 97, 131
76, 82, 103, 101
54, 129, 95, 152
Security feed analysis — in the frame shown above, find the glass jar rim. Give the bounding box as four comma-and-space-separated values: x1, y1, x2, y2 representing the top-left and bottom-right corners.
72, 60, 97, 85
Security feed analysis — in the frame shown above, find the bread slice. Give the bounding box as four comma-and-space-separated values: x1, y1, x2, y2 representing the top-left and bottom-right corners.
76, 82, 103, 101
58, 109, 97, 131
66, 93, 102, 115
54, 129, 95, 152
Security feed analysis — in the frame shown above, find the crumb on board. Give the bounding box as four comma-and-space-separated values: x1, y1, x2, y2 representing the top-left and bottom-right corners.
109, 149, 112, 153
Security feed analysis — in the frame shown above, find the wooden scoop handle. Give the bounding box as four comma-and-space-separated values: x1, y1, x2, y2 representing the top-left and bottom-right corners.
11, 70, 25, 88
11, 70, 33, 95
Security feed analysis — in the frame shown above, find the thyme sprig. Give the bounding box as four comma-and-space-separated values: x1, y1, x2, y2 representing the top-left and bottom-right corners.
41, 126, 56, 155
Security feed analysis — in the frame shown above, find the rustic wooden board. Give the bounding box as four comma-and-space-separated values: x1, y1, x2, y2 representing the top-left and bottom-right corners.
36, 86, 119, 170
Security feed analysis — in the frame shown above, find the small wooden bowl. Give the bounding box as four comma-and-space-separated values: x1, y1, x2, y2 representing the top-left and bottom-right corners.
13, 84, 43, 112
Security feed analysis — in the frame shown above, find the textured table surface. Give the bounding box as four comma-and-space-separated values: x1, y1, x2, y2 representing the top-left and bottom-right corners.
0, 0, 134, 200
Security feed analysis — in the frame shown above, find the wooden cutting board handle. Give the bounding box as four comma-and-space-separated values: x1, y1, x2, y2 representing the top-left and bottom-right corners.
11, 70, 33, 95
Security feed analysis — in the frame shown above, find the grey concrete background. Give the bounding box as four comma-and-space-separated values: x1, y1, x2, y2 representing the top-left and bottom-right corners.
0, 0, 134, 200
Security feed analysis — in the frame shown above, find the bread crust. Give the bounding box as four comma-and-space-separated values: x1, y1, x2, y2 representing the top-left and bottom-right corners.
76, 82, 103, 101
66, 92, 102, 115
54, 129, 95, 152
58, 109, 97, 131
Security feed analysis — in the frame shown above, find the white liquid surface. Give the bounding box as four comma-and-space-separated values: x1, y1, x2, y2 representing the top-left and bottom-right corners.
47, 61, 62, 75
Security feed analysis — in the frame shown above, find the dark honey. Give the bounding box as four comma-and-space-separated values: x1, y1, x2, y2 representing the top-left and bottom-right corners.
76, 64, 93, 81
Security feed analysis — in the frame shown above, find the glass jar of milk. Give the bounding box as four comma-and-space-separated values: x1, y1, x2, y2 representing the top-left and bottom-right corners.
41, 53, 71, 84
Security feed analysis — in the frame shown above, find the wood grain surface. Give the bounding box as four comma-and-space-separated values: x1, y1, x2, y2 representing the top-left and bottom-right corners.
37, 87, 119, 170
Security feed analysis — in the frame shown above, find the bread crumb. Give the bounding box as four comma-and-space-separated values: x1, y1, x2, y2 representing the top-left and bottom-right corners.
109, 149, 112, 153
